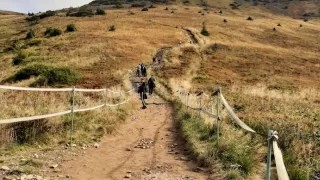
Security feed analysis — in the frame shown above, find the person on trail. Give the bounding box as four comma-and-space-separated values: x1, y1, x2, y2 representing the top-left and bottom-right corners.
136, 65, 141, 77
142, 66, 147, 77
148, 75, 156, 96
138, 78, 147, 109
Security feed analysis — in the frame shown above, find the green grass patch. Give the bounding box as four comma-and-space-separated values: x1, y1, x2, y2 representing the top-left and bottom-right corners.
6, 63, 80, 86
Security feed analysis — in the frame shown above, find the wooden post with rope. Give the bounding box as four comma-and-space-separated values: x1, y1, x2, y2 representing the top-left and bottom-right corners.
70, 86, 76, 147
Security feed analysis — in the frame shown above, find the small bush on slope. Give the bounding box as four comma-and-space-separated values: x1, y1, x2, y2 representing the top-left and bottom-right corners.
7, 64, 80, 86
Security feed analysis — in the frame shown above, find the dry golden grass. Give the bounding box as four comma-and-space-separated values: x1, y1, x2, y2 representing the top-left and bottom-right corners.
0, 3, 319, 179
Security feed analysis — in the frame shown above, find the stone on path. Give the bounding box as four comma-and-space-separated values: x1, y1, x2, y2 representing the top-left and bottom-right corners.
50, 164, 58, 169
94, 143, 100, 148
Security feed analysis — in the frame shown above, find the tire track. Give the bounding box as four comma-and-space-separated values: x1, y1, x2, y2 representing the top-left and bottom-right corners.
106, 128, 143, 179
151, 106, 171, 167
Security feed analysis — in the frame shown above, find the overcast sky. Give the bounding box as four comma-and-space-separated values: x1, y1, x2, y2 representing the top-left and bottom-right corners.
0, 0, 93, 13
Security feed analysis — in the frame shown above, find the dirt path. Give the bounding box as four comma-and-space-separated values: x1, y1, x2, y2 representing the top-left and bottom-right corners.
52, 95, 209, 179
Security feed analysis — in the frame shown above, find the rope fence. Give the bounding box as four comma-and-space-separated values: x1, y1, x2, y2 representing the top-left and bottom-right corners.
174, 87, 289, 180
0, 85, 134, 145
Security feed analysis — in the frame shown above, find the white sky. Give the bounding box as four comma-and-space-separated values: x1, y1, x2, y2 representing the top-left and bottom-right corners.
0, 0, 93, 13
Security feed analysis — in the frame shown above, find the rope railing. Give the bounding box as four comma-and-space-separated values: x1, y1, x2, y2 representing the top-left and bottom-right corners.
174, 87, 289, 180
0, 85, 134, 145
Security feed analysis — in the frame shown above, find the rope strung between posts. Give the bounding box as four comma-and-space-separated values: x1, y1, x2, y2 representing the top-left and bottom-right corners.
175, 87, 289, 180
0, 86, 134, 125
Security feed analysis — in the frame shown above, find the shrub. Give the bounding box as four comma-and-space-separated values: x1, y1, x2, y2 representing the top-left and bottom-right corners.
96, 8, 106, 15
26, 16, 40, 22
27, 13, 34, 16
171, 11, 174, 13
247, 16, 253, 21
45, 27, 62, 37
66, 24, 77, 32
28, 38, 45, 46
224, 19, 228, 23
8, 64, 80, 86
109, 25, 116, 31
5, 40, 25, 52
26, 29, 35, 39
149, 5, 156, 8
198, 11, 202, 13
12, 49, 40, 66
38, 11, 56, 19
131, 2, 146, 7
273, 27, 276, 31
114, 2, 123, 9
201, 23, 210, 36
219, 10, 223, 14
183, 0, 190, 4
12, 50, 29, 65
303, 19, 308, 22
300, 24, 303, 27
165, 7, 169, 11
68, 9, 94, 17
141, 8, 149, 11
277, 23, 281, 26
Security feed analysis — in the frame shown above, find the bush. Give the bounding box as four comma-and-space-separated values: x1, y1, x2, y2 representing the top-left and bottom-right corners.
109, 25, 116, 31
141, 8, 149, 11
6, 40, 25, 52
66, 24, 77, 32
39, 11, 56, 19
96, 8, 106, 15
26, 29, 35, 39
165, 7, 169, 11
68, 9, 94, 17
28, 38, 45, 46
8, 64, 80, 86
201, 23, 210, 36
45, 27, 62, 37
224, 19, 228, 23
149, 5, 156, 8
25, 11, 55, 22
26, 16, 40, 22
114, 2, 123, 9
27, 13, 34, 16
219, 10, 223, 14
277, 23, 281, 27
171, 11, 174, 13
247, 16, 253, 21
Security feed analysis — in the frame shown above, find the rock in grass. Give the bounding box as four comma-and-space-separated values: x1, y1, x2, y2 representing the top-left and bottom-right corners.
1, 166, 10, 171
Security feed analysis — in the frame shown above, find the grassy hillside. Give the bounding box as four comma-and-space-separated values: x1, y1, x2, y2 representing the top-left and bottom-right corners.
0, 2, 319, 179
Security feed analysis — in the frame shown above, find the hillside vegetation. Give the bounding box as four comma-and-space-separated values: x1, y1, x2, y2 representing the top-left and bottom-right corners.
0, 1, 319, 179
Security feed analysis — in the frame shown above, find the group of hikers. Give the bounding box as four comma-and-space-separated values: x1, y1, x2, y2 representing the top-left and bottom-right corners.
137, 75, 156, 109
136, 63, 147, 77
135, 61, 157, 109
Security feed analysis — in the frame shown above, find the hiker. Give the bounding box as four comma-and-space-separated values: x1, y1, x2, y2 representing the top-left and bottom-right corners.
142, 66, 147, 77
136, 65, 141, 77
138, 78, 147, 109
148, 75, 156, 96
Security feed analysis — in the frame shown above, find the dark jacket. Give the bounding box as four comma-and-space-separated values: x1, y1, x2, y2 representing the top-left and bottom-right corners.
138, 82, 146, 93
148, 77, 155, 88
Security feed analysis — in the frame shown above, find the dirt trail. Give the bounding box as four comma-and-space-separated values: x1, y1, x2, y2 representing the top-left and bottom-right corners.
52, 95, 209, 179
